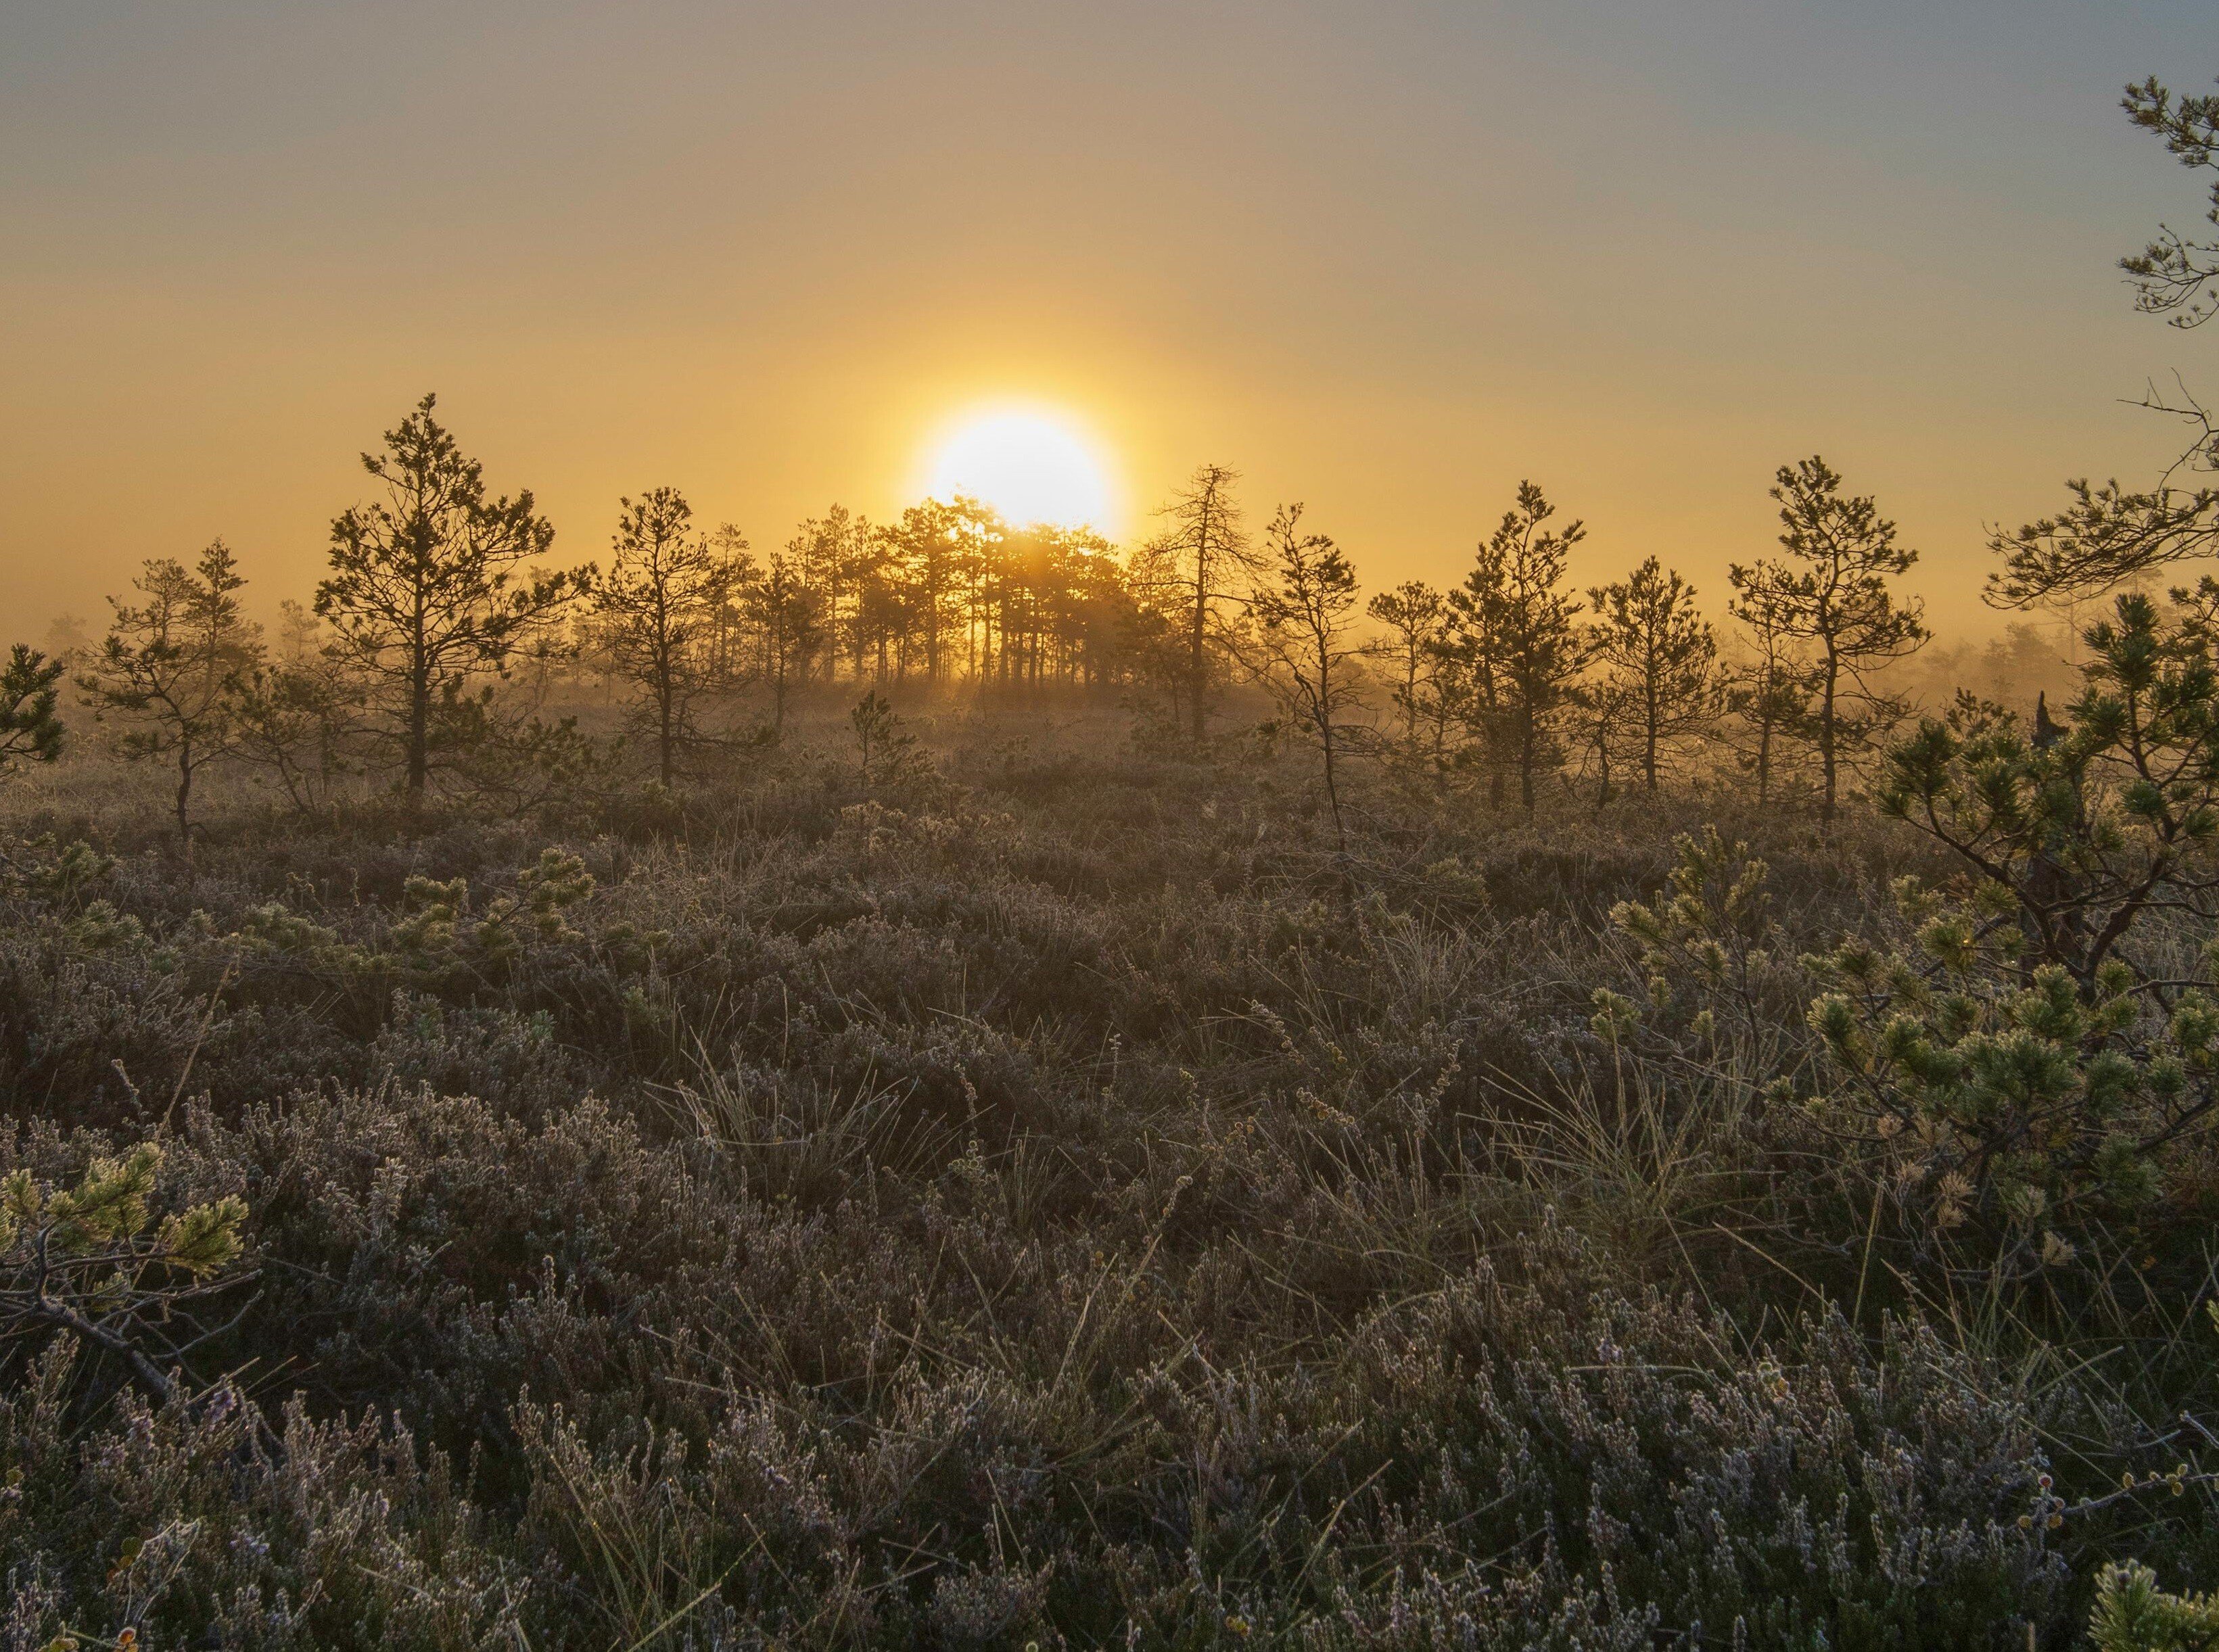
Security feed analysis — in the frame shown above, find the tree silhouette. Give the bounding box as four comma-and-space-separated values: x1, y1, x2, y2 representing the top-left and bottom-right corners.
1729, 458, 1926, 821
1248, 504, 1365, 860
1365, 580, 1451, 763
1149, 464, 1257, 740
1449, 481, 1588, 815
1588, 557, 1717, 793
879, 498, 968, 684
850, 688, 929, 796
1724, 573, 1815, 807
596, 488, 739, 787
316, 394, 579, 802
1985, 80, 2219, 609
79, 540, 260, 854
0, 645, 66, 776
2121, 75, 2219, 329
745, 552, 824, 736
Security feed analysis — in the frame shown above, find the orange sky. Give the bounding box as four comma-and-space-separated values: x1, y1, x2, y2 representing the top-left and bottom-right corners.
4, 1, 2216, 638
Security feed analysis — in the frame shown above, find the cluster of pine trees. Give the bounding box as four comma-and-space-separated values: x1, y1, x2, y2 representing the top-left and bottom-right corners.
1363, 456, 1930, 822
3, 393, 1951, 846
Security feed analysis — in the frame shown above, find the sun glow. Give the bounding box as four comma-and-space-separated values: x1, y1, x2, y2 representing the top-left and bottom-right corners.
922, 406, 1117, 534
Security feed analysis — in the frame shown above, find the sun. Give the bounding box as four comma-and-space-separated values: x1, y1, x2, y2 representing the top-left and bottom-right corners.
922, 406, 1117, 533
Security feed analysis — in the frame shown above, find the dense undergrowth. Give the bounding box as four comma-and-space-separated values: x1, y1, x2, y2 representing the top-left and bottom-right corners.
1, 708, 2214, 1649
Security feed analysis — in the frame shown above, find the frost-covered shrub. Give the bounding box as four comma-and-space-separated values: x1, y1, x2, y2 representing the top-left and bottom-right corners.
0, 728, 2211, 1647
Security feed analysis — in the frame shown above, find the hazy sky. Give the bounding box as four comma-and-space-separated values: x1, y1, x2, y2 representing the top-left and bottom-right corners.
5, 1, 2216, 635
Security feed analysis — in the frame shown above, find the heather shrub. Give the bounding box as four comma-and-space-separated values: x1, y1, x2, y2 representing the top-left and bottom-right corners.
1, 1352, 529, 1652
0, 719, 2212, 1647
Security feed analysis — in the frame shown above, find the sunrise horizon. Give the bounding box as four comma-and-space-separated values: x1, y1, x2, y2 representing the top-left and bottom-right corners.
9, 3, 2218, 646
13, 16, 2219, 1645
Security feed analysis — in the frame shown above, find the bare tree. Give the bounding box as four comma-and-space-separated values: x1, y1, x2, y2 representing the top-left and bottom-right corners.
1149, 464, 1257, 740
316, 394, 580, 802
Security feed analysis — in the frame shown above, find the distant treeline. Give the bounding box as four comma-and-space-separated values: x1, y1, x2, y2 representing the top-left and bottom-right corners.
9, 394, 2085, 845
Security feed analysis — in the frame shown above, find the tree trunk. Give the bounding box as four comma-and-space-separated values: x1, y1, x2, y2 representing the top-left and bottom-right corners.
1189, 571, 1208, 742
406, 661, 431, 802
1318, 700, 1346, 859
1322, 730, 1346, 848
1819, 653, 1840, 823
175, 740, 194, 862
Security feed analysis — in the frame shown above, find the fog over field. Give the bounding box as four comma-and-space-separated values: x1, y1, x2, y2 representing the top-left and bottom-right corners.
7, 7, 2219, 1649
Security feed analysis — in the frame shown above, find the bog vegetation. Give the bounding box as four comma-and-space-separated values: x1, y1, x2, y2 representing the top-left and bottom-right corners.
7, 72, 2219, 1652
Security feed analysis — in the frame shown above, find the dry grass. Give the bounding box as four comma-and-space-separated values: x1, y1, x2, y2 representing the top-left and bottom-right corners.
0, 720, 2211, 1647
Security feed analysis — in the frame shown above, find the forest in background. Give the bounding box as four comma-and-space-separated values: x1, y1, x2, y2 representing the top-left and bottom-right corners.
16, 411, 2088, 846
3, 68, 2219, 1652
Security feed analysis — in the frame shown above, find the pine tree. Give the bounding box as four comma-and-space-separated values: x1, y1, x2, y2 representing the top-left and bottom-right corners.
79, 540, 261, 854
1729, 457, 1928, 821
1587, 557, 1717, 793
316, 394, 580, 801
1149, 464, 1257, 740
745, 552, 824, 736
880, 499, 966, 684
1365, 581, 1451, 763
0, 645, 66, 776
1723, 574, 1814, 807
851, 688, 931, 795
2120, 74, 2219, 329
1248, 504, 1365, 860
788, 504, 870, 682
596, 487, 734, 787
1449, 482, 1588, 815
